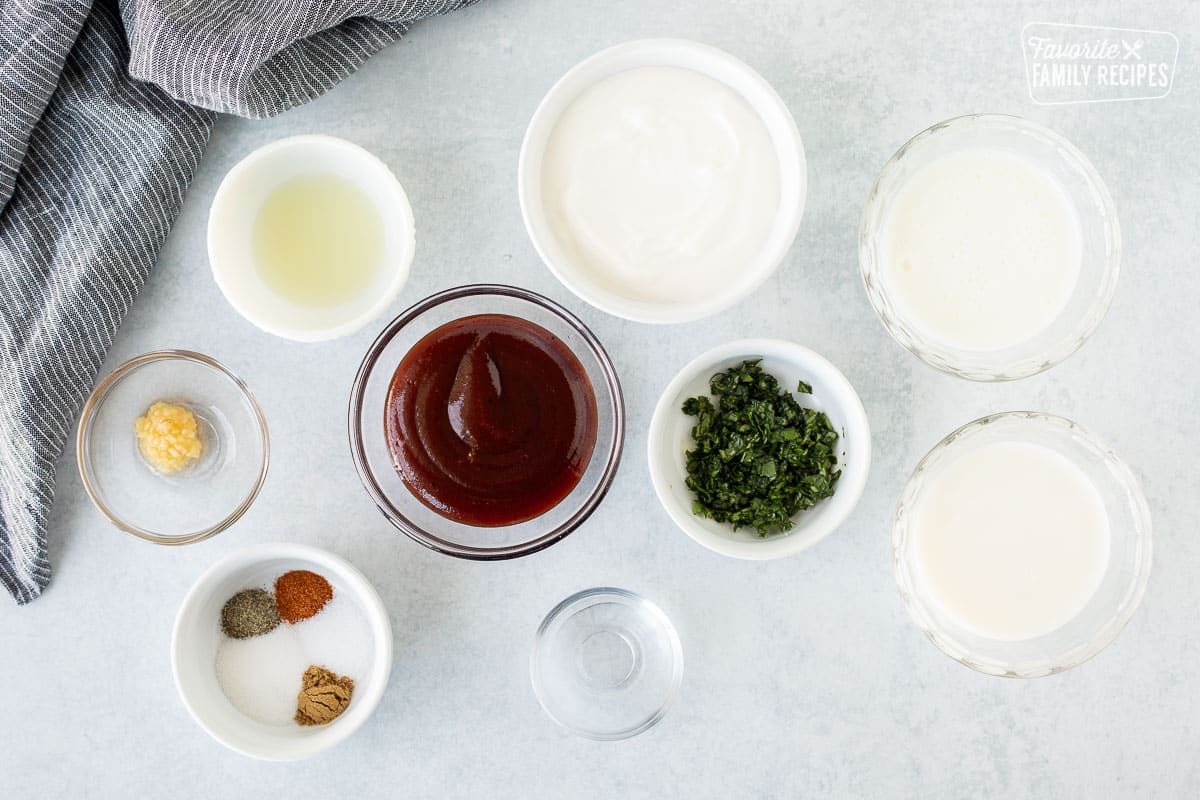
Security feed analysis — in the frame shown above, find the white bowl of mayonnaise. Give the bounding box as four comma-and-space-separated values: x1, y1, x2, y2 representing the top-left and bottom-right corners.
519, 39, 807, 324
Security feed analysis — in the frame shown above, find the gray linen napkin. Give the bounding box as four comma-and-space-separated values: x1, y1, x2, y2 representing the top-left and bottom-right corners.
0, 0, 476, 604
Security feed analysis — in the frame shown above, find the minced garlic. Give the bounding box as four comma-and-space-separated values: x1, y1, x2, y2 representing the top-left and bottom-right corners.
134, 401, 203, 474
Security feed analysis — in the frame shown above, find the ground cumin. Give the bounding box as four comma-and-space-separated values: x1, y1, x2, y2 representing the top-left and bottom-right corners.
274, 569, 333, 623
295, 665, 354, 726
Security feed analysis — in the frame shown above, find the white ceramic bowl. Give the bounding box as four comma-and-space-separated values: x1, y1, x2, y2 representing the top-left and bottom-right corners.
208, 135, 415, 342
648, 339, 871, 559
519, 39, 807, 324
172, 543, 393, 760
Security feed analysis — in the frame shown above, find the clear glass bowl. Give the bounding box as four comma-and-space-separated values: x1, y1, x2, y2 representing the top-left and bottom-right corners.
77, 350, 270, 544
348, 284, 625, 559
859, 114, 1121, 381
893, 412, 1152, 677
531, 587, 683, 740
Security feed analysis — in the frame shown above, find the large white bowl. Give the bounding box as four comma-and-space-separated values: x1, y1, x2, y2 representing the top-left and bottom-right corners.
208, 134, 415, 342
519, 39, 807, 324
172, 543, 393, 760
648, 339, 871, 559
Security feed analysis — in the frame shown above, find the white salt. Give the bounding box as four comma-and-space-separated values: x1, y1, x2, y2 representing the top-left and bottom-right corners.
215, 624, 308, 726
291, 592, 373, 679
215, 591, 373, 726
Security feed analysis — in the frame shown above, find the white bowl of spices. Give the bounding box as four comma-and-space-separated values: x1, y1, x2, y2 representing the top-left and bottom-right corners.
208, 134, 416, 342
519, 39, 807, 324
172, 543, 393, 760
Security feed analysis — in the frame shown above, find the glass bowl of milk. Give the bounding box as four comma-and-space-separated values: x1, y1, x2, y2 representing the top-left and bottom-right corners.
860, 115, 1120, 380
893, 412, 1151, 677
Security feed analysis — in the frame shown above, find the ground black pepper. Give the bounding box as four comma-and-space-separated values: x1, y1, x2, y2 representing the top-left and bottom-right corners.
220, 588, 281, 639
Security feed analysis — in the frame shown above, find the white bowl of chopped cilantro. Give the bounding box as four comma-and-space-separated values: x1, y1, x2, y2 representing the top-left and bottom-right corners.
648, 339, 870, 559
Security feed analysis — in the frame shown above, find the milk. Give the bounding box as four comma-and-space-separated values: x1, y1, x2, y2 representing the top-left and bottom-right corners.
880, 147, 1083, 352
912, 440, 1110, 641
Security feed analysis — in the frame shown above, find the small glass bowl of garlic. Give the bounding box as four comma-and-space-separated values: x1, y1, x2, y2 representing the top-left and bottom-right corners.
77, 350, 269, 544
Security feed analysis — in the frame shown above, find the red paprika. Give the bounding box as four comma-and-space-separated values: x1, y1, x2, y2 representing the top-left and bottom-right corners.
274, 569, 333, 623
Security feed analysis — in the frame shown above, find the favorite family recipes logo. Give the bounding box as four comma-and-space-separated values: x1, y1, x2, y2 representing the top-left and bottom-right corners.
1022, 22, 1178, 105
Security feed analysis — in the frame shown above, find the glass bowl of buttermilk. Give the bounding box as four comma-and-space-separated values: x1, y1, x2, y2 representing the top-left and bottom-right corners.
348, 284, 625, 559
893, 412, 1152, 678
860, 114, 1121, 381
77, 350, 270, 544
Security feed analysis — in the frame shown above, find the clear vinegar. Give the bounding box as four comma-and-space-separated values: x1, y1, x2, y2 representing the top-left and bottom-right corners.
252, 173, 384, 307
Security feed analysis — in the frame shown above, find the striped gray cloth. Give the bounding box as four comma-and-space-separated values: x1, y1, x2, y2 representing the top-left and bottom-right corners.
0, 0, 476, 604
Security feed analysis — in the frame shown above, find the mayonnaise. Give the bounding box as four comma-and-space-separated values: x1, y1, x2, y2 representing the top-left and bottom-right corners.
541, 66, 780, 305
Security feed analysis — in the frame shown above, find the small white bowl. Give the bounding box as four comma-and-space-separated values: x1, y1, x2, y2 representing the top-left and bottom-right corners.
172, 543, 393, 760
519, 39, 807, 324
208, 135, 415, 342
648, 339, 871, 559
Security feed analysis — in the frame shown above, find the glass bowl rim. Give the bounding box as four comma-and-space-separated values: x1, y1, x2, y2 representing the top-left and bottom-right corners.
529, 586, 684, 740
892, 410, 1153, 678
75, 349, 271, 545
347, 283, 626, 560
858, 112, 1122, 381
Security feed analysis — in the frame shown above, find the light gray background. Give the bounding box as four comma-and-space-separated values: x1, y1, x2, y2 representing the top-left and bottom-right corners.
3, 1, 1197, 797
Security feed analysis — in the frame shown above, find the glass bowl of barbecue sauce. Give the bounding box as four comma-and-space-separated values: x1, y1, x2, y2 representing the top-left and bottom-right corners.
349, 285, 625, 559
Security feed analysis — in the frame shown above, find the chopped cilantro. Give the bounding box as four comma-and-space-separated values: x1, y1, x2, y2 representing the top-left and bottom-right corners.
681, 359, 841, 536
